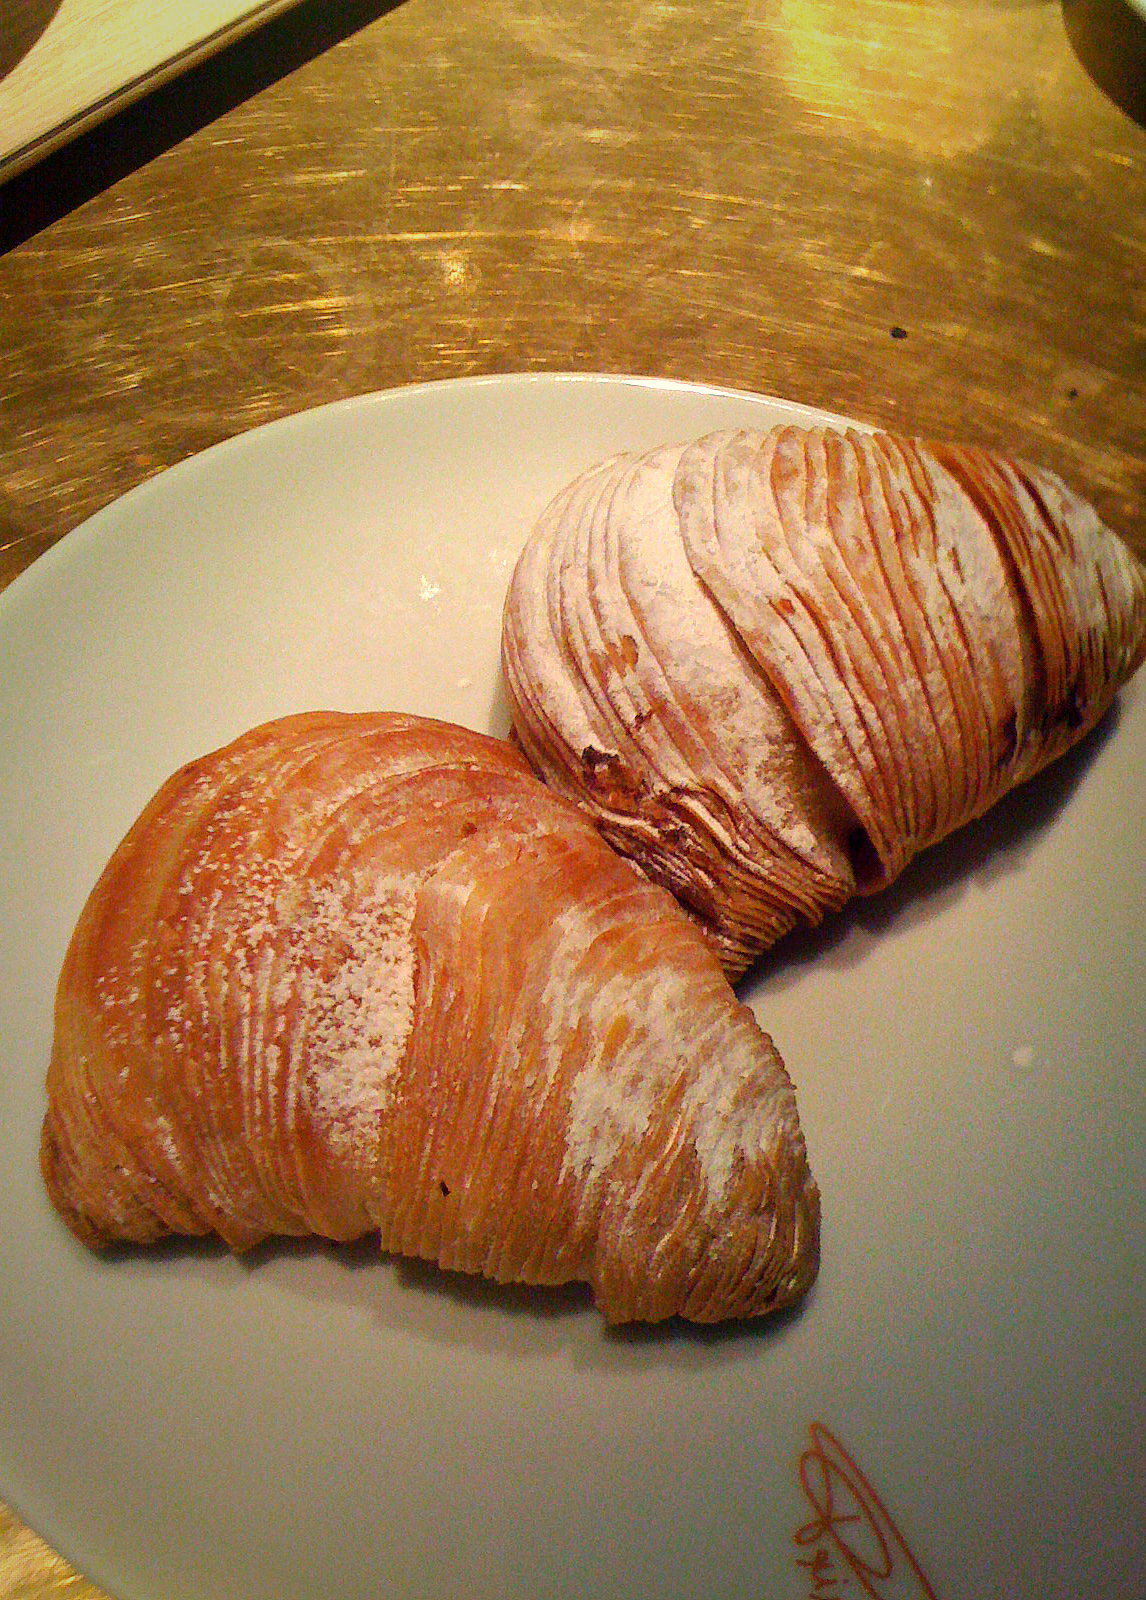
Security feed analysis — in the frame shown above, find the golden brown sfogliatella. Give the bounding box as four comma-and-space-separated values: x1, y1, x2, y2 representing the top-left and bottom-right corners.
41, 711, 819, 1324
501, 425, 1146, 977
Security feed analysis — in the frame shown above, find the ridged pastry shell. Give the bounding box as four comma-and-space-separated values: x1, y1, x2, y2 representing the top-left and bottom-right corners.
41, 711, 819, 1324
502, 425, 1146, 975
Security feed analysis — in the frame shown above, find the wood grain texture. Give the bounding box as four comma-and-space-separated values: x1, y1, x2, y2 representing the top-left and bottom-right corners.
0, 1500, 109, 1598
0, 0, 1144, 1591
1, 0, 1144, 602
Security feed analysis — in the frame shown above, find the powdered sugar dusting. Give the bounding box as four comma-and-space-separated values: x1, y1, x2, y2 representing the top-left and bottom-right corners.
558, 940, 785, 1215
544, 901, 676, 1187
613, 444, 844, 867
563, 1046, 658, 1180
294, 874, 418, 1159
681, 1024, 794, 1205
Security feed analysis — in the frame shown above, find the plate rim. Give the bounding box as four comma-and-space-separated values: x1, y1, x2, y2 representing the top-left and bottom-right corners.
0, 369, 862, 617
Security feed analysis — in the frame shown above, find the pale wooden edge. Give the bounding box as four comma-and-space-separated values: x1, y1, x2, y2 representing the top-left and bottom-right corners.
0, 0, 308, 182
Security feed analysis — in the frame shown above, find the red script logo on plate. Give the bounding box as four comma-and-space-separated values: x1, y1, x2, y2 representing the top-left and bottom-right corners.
793, 1422, 939, 1599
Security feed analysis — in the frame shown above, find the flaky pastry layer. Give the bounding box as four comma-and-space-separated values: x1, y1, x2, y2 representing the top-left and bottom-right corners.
42, 711, 819, 1324
502, 425, 1146, 975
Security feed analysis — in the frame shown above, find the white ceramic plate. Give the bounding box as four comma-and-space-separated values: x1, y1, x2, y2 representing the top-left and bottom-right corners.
1, 374, 1143, 1600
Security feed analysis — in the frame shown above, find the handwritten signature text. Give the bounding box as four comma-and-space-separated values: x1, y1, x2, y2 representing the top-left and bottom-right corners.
793, 1421, 938, 1600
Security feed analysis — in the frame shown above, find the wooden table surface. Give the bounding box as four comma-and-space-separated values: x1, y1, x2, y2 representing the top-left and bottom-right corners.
1, 0, 1143, 1593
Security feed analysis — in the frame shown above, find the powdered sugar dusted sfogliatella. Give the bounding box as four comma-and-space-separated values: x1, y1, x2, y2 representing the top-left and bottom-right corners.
501, 425, 1146, 977
42, 711, 819, 1325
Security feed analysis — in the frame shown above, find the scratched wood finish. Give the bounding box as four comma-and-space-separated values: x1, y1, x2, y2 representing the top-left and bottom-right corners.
2, 0, 1145, 600
0, 0, 1144, 1594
